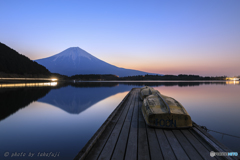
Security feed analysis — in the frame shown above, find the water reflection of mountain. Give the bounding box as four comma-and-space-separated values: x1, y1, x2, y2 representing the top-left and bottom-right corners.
0, 81, 233, 121
37, 83, 133, 114
37, 81, 230, 115
0, 87, 51, 121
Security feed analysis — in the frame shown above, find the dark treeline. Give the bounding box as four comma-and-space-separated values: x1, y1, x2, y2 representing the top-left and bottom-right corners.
117, 81, 228, 87
0, 42, 50, 76
60, 81, 231, 88
69, 74, 227, 81
119, 74, 227, 80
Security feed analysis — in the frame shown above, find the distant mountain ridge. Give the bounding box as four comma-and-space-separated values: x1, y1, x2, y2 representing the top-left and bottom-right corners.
0, 42, 50, 75
36, 47, 158, 77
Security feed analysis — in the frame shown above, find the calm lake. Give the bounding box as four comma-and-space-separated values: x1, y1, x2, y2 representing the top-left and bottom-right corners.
0, 81, 239, 159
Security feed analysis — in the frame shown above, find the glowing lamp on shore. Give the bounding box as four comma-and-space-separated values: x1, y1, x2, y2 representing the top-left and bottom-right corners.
51, 78, 58, 81
226, 77, 239, 81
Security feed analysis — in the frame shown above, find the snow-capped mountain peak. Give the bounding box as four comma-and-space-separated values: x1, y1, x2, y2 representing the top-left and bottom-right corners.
53, 47, 93, 61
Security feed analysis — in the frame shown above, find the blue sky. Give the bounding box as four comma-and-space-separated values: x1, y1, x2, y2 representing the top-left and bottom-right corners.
1, 0, 240, 76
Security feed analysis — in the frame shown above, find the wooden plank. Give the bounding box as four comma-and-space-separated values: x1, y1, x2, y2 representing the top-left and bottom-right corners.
85, 122, 115, 160
193, 123, 239, 157
111, 122, 131, 160
125, 92, 139, 160
172, 130, 203, 160
118, 90, 135, 122
125, 90, 136, 122
192, 128, 233, 160
131, 90, 139, 123
111, 90, 137, 160
85, 90, 135, 160
146, 127, 164, 160
138, 95, 150, 160
111, 103, 128, 122
189, 129, 216, 152
193, 123, 239, 160
164, 130, 190, 160
138, 121, 150, 160
155, 129, 176, 160
189, 129, 223, 160
125, 120, 138, 160
97, 90, 136, 160
181, 129, 214, 160
138, 93, 145, 122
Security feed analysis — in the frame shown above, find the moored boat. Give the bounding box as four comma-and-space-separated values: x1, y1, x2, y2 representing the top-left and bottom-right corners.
142, 92, 192, 129
139, 86, 160, 100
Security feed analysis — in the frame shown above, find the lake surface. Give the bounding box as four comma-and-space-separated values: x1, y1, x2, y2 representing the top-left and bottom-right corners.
0, 81, 239, 159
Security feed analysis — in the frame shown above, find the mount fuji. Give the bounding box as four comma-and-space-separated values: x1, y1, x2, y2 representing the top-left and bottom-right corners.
35, 47, 156, 77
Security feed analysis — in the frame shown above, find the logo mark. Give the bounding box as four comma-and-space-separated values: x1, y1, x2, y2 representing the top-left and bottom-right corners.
4, 152, 9, 157
210, 151, 215, 157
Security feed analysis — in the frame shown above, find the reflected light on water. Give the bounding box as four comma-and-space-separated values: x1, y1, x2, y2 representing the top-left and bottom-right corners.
226, 81, 239, 85
0, 82, 58, 88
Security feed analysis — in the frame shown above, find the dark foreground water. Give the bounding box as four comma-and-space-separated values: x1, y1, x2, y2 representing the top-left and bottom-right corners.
0, 81, 239, 159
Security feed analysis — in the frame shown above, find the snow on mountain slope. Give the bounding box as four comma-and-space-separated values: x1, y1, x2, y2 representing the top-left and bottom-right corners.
52, 47, 93, 61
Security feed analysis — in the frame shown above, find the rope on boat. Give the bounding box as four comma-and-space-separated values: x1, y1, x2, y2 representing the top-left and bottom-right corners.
199, 125, 240, 139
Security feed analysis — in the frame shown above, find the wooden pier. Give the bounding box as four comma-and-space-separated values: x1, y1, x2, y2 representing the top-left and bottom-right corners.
74, 88, 239, 160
